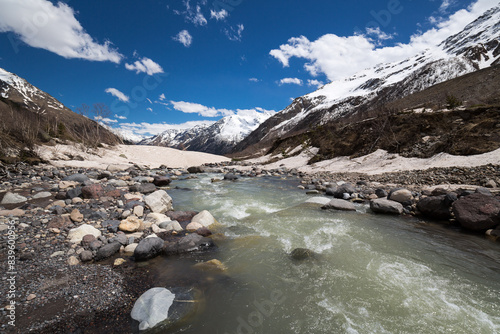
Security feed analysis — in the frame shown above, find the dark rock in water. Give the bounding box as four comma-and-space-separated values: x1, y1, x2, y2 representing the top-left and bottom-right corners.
322, 199, 356, 211
375, 189, 388, 198
187, 166, 205, 173
290, 248, 316, 261
102, 220, 121, 233
95, 242, 122, 261
224, 173, 239, 181
82, 184, 105, 199
166, 211, 198, 222
153, 176, 171, 187
134, 237, 164, 261
129, 183, 157, 194
63, 173, 89, 183
195, 227, 212, 237
452, 193, 500, 231
325, 187, 336, 196
163, 234, 215, 255
66, 187, 82, 199
417, 195, 451, 220
370, 198, 403, 215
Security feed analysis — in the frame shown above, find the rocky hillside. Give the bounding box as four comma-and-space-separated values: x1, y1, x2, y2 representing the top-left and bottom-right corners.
233, 4, 500, 157
0, 67, 122, 163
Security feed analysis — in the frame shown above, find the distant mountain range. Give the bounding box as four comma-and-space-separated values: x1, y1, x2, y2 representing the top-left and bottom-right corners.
0, 67, 120, 162
139, 108, 275, 155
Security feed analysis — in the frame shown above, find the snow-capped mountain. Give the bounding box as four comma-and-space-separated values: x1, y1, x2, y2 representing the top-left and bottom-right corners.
140, 108, 275, 154
0, 67, 66, 114
235, 4, 500, 154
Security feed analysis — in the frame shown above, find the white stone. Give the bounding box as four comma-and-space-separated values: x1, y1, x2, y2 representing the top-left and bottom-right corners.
186, 222, 203, 232
389, 189, 413, 203
134, 205, 144, 217
32, 192, 52, 199
68, 224, 101, 243
162, 221, 183, 232
144, 190, 173, 213
191, 210, 216, 228
305, 197, 331, 205
123, 243, 138, 254
131, 288, 175, 331
1, 192, 27, 205
146, 213, 170, 224
151, 224, 167, 234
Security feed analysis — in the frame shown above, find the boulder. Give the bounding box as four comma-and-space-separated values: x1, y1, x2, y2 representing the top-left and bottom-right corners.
375, 189, 388, 198
1, 192, 28, 205
370, 198, 403, 215
305, 197, 332, 205
144, 190, 173, 213
321, 199, 356, 211
134, 237, 164, 261
187, 166, 205, 173
68, 224, 101, 243
223, 173, 239, 181
331, 183, 356, 199
164, 233, 215, 255
452, 193, 500, 231
190, 210, 216, 228
388, 188, 413, 204
131, 288, 176, 331
186, 222, 203, 232
161, 221, 183, 232
95, 242, 122, 261
417, 195, 451, 220
153, 176, 171, 187
290, 248, 316, 261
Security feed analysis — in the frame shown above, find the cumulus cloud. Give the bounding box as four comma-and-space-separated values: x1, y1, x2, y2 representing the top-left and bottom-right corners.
170, 100, 234, 117
270, 0, 497, 81
279, 78, 303, 86
249, 78, 259, 82
210, 9, 228, 20
0, 0, 122, 62
105, 88, 129, 102
224, 24, 244, 41
114, 114, 127, 120
307, 79, 324, 88
159, 93, 166, 101
125, 57, 164, 75
173, 29, 193, 47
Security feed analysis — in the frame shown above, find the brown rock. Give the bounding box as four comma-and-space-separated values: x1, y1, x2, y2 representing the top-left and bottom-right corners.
119, 216, 143, 232
452, 193, 500, 231
81, 184, 105, 199
0, 208, 25, 217
81, 234, 96, 248
70, 209, 84, 223
48, 215, 73, 229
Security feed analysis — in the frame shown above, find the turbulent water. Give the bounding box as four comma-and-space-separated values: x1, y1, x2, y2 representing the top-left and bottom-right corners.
150, 174, 500, 334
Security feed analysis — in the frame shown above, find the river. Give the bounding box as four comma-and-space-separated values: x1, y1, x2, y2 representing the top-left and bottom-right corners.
146, 174, 500, 334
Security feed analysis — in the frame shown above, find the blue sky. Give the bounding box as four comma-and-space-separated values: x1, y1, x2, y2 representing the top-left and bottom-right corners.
0, 0, 496, 140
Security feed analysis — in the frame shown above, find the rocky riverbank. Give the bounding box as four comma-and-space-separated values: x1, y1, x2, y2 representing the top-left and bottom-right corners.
1, 160, 500, 333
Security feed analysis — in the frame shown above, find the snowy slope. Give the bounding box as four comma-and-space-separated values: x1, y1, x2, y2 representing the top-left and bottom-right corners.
239, 4, 500, 149
140, 108, 275, 154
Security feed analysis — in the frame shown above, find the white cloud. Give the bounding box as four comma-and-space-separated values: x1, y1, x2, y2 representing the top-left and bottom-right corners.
439, 0, 455, 13
270, 0, 498, 81
170, 100, 234, 117
173, 29, 193, 47
147, 107, 153, 112
224, 24, 244, 41
365, 27, 396, 41
159, 93, 166, 101
249, 78, 259, 82
279, 78, 303, 86
307, 79, 324, 88
146, 98, 153, 104
94, 116, 118, 124
105, 88, 129, 102
0, 0, 122, 63
114, 114, 127, 120
210, 9, 228, 20
125, 57, 164, 75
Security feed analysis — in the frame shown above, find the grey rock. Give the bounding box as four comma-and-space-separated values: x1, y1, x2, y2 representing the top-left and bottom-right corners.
102, 220, 121, 233
32, 191, 52, 199
417, 195, 451, 220
110, 234, 128, 246
322, 199, 356, 211
370, 198, 404, 215
163, 233, 215, 255
80, 250, 94, 262
290, 248, 317, 261
1, 192, 28, 205
144, 190, 173, 213
129, 183, 157, 194
95, 242, 122, 261
89, 240, 103, 251
63, 173, 90, 183
375, 189, 388, 198
131, 288, 175, 331
475, 187, 492, 195
388, 188, 413, 204
134, 237, 164, 261
66, 187, 83, 199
